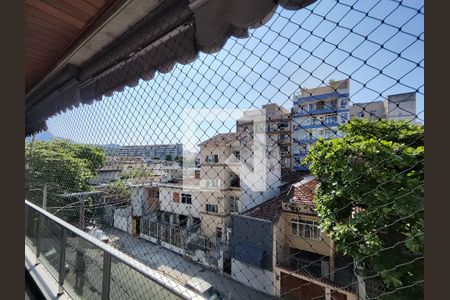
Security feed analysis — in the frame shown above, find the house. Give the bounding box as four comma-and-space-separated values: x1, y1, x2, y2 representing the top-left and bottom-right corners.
230, 176, 359, 299
237, 103, 292, 177
274, 176, 358, 300
91, 156, 151, 185
148, 161, 183, 182
90, 164, 123, 185
291, 79, 350, 171
153, 178, 202, 254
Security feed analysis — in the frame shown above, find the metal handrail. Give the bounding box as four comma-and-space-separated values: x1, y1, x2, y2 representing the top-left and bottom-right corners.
25, 200, 205, 300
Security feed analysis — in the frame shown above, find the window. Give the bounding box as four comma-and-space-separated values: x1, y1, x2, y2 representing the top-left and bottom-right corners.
181, 193, 192, 204
205, 179, 219, 188
205, 154, 219, 163
340, 98, 348, 108
230, 150, 240, 163
216, 227, 222, 239
173, 192, 180, 203
341, 112, 349, 121
291, 219, 321, 240
325, 115, 337, 124
279, 122, 289, 129
206, 204, 219, 213
230, 196, 240, 213
357, 111, 365, 118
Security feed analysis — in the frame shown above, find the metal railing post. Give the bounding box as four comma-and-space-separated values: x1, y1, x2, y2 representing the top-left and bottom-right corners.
101, 252, 112, 300
58, 228, 67, 295
35, 212, 42, 263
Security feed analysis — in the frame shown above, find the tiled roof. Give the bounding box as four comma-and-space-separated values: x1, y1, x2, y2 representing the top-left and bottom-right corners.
198, 132, 248, 146
241, 176, 320, 222
288, 176, 319, 206
243, 192, 285, 222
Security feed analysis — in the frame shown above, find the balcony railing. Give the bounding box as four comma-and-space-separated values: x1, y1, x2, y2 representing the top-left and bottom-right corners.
25, 200, 204, 300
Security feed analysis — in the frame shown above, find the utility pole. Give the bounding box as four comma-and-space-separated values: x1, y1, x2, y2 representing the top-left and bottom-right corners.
329, 239, 335, 281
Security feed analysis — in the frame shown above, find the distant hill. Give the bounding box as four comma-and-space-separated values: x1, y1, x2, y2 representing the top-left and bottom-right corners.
25, 131, 55, 142
25, 131, 73, 143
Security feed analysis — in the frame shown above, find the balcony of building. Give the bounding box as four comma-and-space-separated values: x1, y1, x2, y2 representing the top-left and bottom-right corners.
277, 249, 357, 294
25, 200, 204, 300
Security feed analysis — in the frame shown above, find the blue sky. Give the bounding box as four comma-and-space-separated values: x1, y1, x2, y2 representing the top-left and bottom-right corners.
47, 0, 424, 151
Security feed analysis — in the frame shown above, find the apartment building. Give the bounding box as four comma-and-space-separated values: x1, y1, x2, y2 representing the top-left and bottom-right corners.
198, 131, 281, 249
103, 144, 183, 161
236, 103, 292, 176
350, 92, 416, 122
291, 79, 350, 171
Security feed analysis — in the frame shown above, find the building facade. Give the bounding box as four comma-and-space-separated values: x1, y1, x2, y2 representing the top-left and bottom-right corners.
237, 103, 292, 176
198, 131, 281, 247
229, 176, 359, 299
274, 177, 358, 300
103, 144, 183, 161
385, 92, 416, 121
291, 79, 350, 171
350, 92, 416, 122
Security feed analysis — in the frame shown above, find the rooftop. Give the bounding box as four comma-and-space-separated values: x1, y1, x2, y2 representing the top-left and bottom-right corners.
299, 79, 349, 98
198, 132, 248, 147
243, 176, 319, 222
243, 192, 285, 222
287, 176, 319, 206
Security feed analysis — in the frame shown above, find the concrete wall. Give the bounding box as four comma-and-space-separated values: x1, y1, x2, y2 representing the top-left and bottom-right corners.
231, 259, 274, 295
130, 186, 149, 216
231, 215, 273, 269
200, 213, 230, 243
114, 207, 132, 234
239, 134, 281, 212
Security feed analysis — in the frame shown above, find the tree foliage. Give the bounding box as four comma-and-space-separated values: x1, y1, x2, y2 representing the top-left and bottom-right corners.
305, 119, 424, 299
25, 140, 106, 208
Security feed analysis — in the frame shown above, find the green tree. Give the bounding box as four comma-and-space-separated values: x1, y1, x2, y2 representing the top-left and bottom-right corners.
165, 154, 173, 161
25, 140, 106, 222
101, 180, 132, 203
305, 119, 424, 299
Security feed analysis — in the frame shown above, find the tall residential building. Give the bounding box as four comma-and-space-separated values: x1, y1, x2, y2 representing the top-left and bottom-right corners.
103, 144, 183, 161
236, 104, 291, 176
350, 92, 416, 122
291, 79, 350, 171
198, 131, 281, 247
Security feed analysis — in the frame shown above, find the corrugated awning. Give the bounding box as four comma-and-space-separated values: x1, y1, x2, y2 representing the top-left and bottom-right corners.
25, 0, 316, 136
